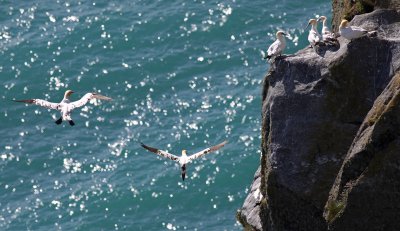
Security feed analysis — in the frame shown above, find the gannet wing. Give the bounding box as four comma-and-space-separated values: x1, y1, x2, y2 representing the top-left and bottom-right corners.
14, 99, 59, 110
70, 93, 112, 109
351, 26, 367, 32
140, 143, 179, 161
188, 141, 227, 161
267, 40, 279, 56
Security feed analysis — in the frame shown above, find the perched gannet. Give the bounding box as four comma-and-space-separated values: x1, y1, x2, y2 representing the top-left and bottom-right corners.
14, 90, 112, 126
317, 16, 336, 42
140, 141, 227, 181
306, 19, 323, 46
339, 19, 368, 40
264, 31, 286, 61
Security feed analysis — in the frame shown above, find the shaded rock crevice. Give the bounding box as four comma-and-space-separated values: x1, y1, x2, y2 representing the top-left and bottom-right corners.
325, 72, 400, 231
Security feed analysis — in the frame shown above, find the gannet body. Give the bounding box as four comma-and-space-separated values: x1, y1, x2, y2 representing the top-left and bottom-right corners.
318, 16, 336, 41
339, 19, 368, 40
265, 31, 286, 61
140, 141, 227, 181
306, 19, 323, 46
14, 90, 112, 126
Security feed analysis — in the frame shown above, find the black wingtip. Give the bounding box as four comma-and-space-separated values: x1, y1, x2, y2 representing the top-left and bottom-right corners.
68, 120, 75, 126
55, 117, 62, 125
14, 99, 34, 104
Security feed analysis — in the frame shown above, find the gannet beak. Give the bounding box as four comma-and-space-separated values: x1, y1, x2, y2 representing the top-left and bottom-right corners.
282, 32, 287, 36
305, 23, 310, 30
317, 17, 322, 22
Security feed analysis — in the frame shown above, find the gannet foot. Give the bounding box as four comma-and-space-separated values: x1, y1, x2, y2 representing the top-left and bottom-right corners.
55, 117, 62, 125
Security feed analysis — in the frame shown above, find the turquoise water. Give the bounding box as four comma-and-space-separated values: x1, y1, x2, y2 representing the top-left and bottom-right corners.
0, 0, 331, 230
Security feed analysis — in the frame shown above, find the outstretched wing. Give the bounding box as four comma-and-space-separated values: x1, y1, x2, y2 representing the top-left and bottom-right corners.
140, 142, 179, 161
14, 99, 59, 110
188, 141, 227, 161
70, 93, 112, 109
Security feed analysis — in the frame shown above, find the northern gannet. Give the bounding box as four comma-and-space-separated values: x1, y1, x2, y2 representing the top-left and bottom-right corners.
140, 141, 227, 181
317, 16, 336, 42
306, 19, 323, 47
339, 19, 368, 40
264, 31, 286, 61
14, 90, 112, 126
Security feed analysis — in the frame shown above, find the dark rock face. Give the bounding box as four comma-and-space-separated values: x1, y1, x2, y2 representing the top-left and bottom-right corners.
332, 0, 374, 32
325, 72, 400, 231
236, 167, 263, 231
332, 0, 400, 32
238, 9, 400, 231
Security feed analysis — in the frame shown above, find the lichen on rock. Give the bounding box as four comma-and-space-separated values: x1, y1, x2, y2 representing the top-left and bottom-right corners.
332, 0, 400, 32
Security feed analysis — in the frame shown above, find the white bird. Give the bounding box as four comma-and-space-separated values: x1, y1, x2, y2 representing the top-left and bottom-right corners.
317, 16, 336, 42
265, 31, 286, 61
339, 19, 368, 40
14, 90, 112, 126
306, 19, 323, 46
140, 141, 227, 181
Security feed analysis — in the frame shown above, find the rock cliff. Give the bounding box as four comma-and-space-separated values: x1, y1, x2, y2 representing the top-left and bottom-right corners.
238, 9, 400, 231
331, 0, 400, 32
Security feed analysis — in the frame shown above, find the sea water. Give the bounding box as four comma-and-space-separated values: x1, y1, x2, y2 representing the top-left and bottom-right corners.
0, 0, 331, 230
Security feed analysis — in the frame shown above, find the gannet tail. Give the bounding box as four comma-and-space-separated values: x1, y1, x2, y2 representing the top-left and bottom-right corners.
181, 165, 186, 181
264, 55, 272, 60
55, 117, 62, 125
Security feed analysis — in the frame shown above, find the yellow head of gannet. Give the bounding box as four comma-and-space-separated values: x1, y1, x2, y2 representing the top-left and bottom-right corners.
182, 150, 187, 156
317, 16, 327, 22
276, 31, 286, 38
64, 90, 74, 99
306, 19, 318, 31
308, 19, 318, 26
340, 19, 349, 28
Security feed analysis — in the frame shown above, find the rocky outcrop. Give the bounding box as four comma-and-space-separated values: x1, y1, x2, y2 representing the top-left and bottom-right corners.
332, 0, 400, 32
238, 9, 400, 231
324, 72, 400, 231
236, 167, 263, 231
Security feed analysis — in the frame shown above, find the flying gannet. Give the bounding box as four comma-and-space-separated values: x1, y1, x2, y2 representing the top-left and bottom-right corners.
306, 19, 323, 47
14, 90, 112, 126
264, 31, 286, 62
140, 141, 227, 181
339, 19, 369, 40
317, 16, 336, 42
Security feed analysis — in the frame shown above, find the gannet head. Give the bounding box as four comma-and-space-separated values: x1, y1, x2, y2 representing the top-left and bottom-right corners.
317, 16, 327, 22
340, 19, 349, 28
306, 19, 317, 29
182, 150, 187, 156
64, 90, 74, 99
276, 31, 287, 39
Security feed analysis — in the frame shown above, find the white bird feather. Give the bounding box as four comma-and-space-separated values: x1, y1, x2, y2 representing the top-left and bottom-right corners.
265, 31, 286, 61
14, 90, 112, 126
339, 19, 368, 40
140, 141, 227, 180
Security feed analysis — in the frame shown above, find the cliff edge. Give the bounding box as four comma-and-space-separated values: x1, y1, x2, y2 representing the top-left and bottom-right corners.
238, 8, 400, 231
